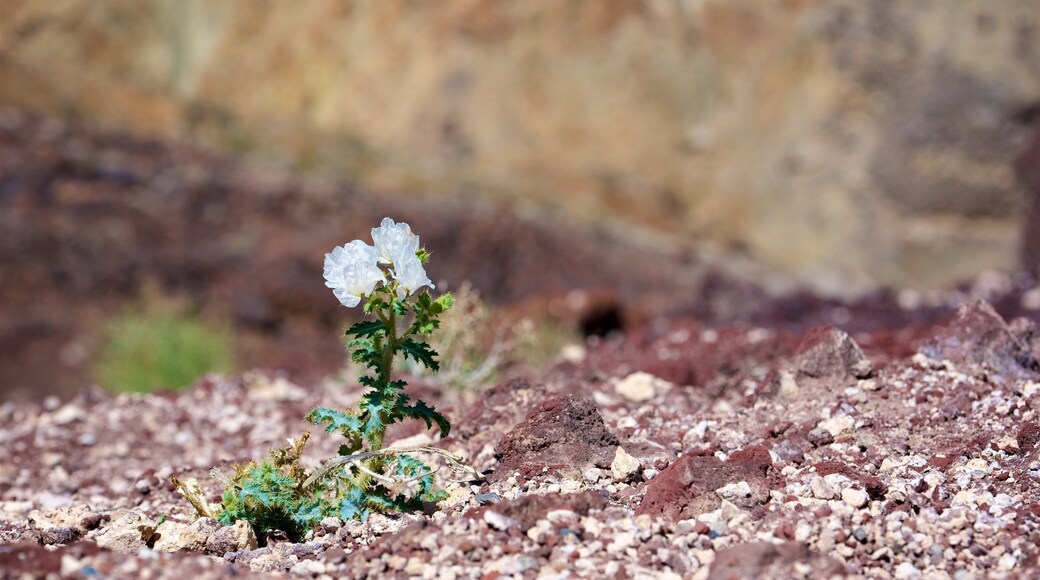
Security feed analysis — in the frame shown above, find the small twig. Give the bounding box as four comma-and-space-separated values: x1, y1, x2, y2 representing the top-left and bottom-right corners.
302, 445, 481, 490
354, 462, 399, 487
171, 475, 220, 520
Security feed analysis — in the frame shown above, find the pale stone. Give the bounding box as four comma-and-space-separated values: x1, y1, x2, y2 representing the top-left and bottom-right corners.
996, 436, 1020, 453
483, 510, 519, 531
27, 505, 101, 545
778, 371, 800, 400
205, 520, 257, 555
716, 481, 752, 501
559, 344, 587, 364
152, 517, 219, 552
810, 476, 836, 500
841, 488, 869, 509
405, 556, 426, 575
94, 511, 155, 554
610, 447, 642, 482
615, 372, 666, 402
894, 561, 921, 579
436, 482, 473, 510
607, 531, 635, 555
545, 510, 578, 524
819, 415, 855, 438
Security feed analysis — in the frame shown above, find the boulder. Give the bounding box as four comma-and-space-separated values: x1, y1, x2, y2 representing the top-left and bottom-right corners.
638, 445, 779, 522
152, 517, 220, 553
492, 394, 619, 482
27, 505, 104, 545
205, 520, 259, 555
919, 300, 1039, 383
93, 511, 156, 554
768, 326, 871, 402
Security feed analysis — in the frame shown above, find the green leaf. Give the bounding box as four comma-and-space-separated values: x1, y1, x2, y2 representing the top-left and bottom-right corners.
363, 295, 386, 315
392, 299, 408, 317
415, 291, 433, 310
339, 488, 369, 522
347, 336, 376, 358
397, 338, 439, 372
357, 375, 380, 389
292, 500, 324, 527
306, 407, 363, 435
359, 391, 393, 447
345, 320, 384, 338
399, 397, 450, 438
433, 293, 454, 314
424, 488, 449, 503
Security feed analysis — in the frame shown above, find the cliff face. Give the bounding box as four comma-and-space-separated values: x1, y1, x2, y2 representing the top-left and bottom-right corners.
2, 0, 1038, 293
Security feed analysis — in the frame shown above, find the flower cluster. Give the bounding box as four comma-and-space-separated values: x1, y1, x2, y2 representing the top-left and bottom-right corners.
324, 218, 433, 308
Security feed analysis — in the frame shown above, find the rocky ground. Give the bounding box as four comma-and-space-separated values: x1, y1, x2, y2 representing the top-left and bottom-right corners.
3, 107, 1040, 578
2, 289, 1040, 578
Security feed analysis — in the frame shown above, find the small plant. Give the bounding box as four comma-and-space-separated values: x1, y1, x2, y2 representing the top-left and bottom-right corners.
96, 307, 233, 393
176, 218, 474, 540
399, 282, 564, 391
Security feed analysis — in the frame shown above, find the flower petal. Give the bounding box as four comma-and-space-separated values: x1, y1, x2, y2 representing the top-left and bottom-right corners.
372, 217, 419, 265
323, 239, 383, 308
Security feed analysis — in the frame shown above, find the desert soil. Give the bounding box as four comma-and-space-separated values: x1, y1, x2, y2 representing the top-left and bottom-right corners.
2, 290, 1040, 579
2, 109, 1040, 578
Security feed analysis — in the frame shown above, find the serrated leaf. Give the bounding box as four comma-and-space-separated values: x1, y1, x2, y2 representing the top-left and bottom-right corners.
359, 392, 392, 447
306, 407, 363, 435
424, 488, 448, 503
292, 500, 324, 527
345, 320, 384, 338
392, 299, 408, 316
338, 488, 369, 522
366, 494, 395, 511
363, 295, 386, 314
434, 293, 454, 312
399, 398, 450, 438
416, 291, 432, 309
397, 338, 439, 371
357, 375, 379, 389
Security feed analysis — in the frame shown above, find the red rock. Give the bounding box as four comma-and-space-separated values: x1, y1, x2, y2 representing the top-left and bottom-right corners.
637, 454, 730, 521
726, 446, 772, 477
1018, 422, 1040, 450
919, 299, 1039, 384
491, 394, 619, 483
791, 326, 873, 381
927, 455, 958, 471
638, 446, 779, 522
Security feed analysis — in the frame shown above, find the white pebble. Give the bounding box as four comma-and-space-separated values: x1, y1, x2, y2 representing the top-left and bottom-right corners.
841, 488, 869, 509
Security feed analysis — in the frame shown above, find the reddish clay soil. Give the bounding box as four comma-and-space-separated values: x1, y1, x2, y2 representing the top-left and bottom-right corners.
1, 293, 1039, 578
2, 109, 1040, 578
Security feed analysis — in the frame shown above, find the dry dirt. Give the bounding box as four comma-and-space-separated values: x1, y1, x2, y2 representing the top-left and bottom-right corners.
2, 292, 1040, 579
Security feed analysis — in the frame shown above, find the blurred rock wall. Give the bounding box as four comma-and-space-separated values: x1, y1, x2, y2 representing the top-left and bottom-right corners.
2, 0, 1038, 294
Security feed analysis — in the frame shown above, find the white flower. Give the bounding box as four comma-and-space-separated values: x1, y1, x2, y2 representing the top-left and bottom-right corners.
371, 217, 419, 265
391, 250, 434, 298
371, 217, 433, 297
323, 240, 384, 307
